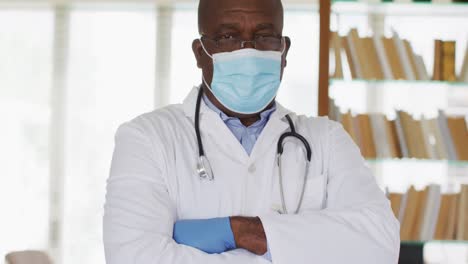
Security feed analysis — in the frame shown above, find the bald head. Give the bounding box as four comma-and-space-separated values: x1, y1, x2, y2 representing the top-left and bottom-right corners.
197, 0, 284, 35
192, 0, 290, 119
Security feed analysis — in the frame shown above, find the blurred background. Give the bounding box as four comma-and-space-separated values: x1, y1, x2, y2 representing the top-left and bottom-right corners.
0, 0, 467, 263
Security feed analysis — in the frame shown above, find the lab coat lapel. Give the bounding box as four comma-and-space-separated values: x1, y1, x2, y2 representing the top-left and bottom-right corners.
249, 103, 291, 163
182, 86, 250, 164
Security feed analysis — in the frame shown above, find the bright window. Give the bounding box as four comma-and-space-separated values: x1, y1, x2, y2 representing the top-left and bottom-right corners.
0, 9, 53, 259
0, 4, 319, 263
63, 7, 156, 264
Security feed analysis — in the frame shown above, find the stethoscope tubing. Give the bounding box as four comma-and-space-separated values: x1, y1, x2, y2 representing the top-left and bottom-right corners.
194, 87, 312, 213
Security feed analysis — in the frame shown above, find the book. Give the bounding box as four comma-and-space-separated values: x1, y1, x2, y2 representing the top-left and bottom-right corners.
342, 35, 358, 79
332, 107, 465, 161
399, 189, 409, 223
404, 40, 421, 80
393, 186, 466, 241
420, 116, 437, 160
382, 37, 406, 80
370, 113, 391, 158
456, 185, 468, 240
437, 110, 458, 160
419, 185, 441, 241
350, 30, 374, 80
427, 117, 448, 160
459, 41, 468, 82
435, 194, 458, 240
435, 194, 450, 240
414, 55, 430, 81
330, 32, 344, 79
389, 193, 403, 219
363, 37, 384, 80
353, 114, 363, 152
412, 187, 429, 240
433, 40, 443, 81
441, 41, 456, 82
393, 31, 416, 80
445, 193, 459, 240
447, 117, 468, 161
386, 119, 402, 158
398, 111, 428, 159
414, 118, 430, 159
346, 29, 363, 79
395, 112, 410, 158
434, 40, 457, 81
356, 114, 377, 159
373, 36, 394, 80
400, 186, 421, 240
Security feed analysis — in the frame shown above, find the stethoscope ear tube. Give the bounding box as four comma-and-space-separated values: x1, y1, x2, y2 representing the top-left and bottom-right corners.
277, 114, 313, 214
277, 115, 312, 162
195, 88, 205, 157
195, 88, 215, 181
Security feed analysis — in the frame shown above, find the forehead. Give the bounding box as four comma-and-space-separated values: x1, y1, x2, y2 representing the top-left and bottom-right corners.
199, 0, 283, 32
213, 0, 279, 14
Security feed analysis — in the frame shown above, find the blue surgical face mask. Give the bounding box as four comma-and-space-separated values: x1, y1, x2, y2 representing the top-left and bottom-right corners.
200, 39, 285, 115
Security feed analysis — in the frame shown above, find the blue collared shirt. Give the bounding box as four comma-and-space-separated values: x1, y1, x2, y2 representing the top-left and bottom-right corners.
203, 95, 276, 156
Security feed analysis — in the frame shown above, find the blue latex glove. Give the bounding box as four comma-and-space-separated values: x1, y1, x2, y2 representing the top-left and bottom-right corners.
173, 217, 237, 254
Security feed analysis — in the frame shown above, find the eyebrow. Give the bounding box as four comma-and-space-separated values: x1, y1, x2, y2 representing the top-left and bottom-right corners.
256, 23, 275, 30
214, 23, 238, 32
216, 23, 276, 32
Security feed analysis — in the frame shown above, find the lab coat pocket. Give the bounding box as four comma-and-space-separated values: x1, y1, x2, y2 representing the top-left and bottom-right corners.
300, 172, 327, 211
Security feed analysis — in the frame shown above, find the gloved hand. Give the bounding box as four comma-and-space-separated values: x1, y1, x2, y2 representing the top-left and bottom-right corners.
173, 217, 236, 254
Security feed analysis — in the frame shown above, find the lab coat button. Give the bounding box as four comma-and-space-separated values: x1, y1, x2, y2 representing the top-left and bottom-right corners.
248, 164, 256, 173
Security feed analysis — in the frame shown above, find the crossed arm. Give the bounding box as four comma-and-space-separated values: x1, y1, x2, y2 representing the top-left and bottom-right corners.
231, 216, 268, 255
104, 120, 400, 264
173, 216, 268, 256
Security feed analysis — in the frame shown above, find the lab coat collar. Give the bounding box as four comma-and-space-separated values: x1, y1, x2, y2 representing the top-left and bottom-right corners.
182, 85, 293, 164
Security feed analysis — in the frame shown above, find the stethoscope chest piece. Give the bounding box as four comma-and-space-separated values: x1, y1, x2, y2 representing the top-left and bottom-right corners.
197, 155, 214, 181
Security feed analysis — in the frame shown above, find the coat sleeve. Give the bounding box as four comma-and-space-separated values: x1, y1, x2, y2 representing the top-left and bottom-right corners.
259, 120, 400, 264
103, 121, 270, 264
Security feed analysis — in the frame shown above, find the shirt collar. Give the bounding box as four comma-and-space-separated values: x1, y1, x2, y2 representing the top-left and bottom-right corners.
202, 94, 277, 128
181, 86, 292, 120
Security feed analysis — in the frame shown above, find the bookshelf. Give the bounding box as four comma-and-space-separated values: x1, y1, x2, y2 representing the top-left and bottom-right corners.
317, 0, 468, 263
332, 1, 468, 17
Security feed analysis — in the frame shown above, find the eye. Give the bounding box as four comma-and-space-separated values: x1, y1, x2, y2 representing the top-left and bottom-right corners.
255, 34, 276, 39
218, 34, 236, 40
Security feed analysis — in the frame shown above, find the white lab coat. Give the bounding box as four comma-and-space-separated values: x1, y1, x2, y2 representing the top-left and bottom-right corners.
103, 86, 400, 264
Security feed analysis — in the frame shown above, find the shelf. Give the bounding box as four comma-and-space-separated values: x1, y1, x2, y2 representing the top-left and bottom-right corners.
365, 158, 468, 167
401, 240, 468, 246
329, 78, 468, 117
366, 158, 468, 193
331, 1, 468, 17
330, 78, 468, 87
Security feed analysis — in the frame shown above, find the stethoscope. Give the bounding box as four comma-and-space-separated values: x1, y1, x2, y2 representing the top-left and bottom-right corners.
194, 87, 312, 214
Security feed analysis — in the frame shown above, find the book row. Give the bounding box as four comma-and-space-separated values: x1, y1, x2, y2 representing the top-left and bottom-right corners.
330, 28, 468, 82
388, 185, 468, 241
350, 0, 467, 3
329, 105, 468, 160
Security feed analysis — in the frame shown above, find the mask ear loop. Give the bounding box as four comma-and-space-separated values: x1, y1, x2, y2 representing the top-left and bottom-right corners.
198, 39, 214, 93
199, 38, 213, 59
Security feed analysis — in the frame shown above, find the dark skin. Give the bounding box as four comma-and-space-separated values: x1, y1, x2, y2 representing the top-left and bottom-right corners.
192, 0, 291, 255
192, 0, 291, 127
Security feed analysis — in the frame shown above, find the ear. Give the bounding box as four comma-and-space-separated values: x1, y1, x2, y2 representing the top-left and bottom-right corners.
192, 39, 204, 69
282, 36, 291, 68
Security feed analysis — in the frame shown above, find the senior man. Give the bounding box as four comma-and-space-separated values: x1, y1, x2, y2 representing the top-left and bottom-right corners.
103, 0, 400, 263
